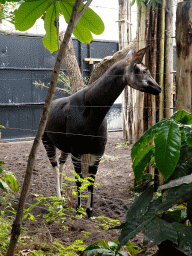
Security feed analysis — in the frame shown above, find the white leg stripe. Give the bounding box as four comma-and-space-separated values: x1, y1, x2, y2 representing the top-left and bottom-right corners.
52, 166, 61, 198
86, 191, 92, 209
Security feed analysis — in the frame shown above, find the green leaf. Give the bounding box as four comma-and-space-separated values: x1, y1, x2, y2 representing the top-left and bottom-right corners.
159, 174, 192, 191
3, 172, 19, 192
126, 185, 154, 220
59, 1, 93, 44
143, 217, 178, 247
78, 4, 104, 35
15, 0, 52, 31
43, 2, 59, 53
172, 223, 192, 255
131, 119, 167, 161
157, 182, 192, 213
0, 178, 10, 192
133, 145, 154, 182
171, 110, 192, 125
0, 125, 5, 130
154, 120, 181, 180
162, 209, 183, 223
178, 143, 192, 164
0, 160, 6, 165
184, 126, 192, 147
117, 215, 152, 253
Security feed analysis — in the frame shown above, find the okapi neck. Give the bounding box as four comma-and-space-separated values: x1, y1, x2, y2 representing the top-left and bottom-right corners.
85, 64, 127, 108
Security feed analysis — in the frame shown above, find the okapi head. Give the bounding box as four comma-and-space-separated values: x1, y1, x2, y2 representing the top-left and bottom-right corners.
124, 46, 161, 95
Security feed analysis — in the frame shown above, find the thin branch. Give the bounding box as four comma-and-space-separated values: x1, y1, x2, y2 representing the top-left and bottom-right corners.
6, 1, 83, 255
74, 0, 93, 27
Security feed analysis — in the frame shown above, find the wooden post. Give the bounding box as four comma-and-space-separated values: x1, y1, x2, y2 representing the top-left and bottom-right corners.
175, 0, 192, 113
135, 2, 148, 140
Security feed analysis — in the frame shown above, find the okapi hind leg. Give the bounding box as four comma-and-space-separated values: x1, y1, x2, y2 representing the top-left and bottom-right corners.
42, 133, 61, 198
59, 151, 68, 193
71, 154, 83, 214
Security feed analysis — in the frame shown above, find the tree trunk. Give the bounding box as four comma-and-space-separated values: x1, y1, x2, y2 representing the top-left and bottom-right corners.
6, 1, 88, 255
59, 31, 84, 94
175, 0, 192, 113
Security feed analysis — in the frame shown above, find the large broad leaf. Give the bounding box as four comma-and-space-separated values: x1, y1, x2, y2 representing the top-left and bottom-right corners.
0, 178, 10, 192
159, 174, 192, 191
126, 185, 154, 220
117, 215, 153, 253
132, 145, 154, 182
131, 119, 167, 161
3, 171, 19, 192
154, 119, 181, 181
143, 217, 178, 247
59, 1, 93, 44
172, 223, 192, 256
184, 126, 192, 147
43, 3, 60, 53
15, 0, 52, 31
78, 4, 105, 35
178, 142, 192, 164
171, 110, 192, 125
157, 182, 192, 213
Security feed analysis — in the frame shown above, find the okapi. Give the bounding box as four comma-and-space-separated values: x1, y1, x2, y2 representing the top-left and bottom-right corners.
42, 46, 161, 218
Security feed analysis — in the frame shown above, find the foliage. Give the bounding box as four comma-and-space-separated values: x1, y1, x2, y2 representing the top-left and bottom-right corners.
0, 126, 20, 193
131, 0, 162, 9
81, 240, 140, 256
112, 181, 192, 255
131, 110, 192, 184
101, 154, 119, 163
9, 0, 105, 52
0, 160, 19, 192
33, 71, 88, 95
116, 141, 129, 148
0, 1, 19, 24
0, 215, 12, 255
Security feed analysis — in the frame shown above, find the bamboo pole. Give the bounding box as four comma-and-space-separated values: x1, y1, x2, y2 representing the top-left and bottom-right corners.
159, 0, 165, 120
164, 0, 173, 118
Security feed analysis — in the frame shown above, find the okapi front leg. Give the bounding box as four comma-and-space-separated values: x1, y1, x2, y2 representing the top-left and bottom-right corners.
86, 157, 100, 218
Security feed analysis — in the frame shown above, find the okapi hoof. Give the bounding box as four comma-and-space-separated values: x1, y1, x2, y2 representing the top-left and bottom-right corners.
86, 208, 94, 219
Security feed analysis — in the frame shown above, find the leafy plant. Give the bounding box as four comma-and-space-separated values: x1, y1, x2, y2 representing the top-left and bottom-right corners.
81, 240, 140, 256
101, 154, 119, 162
12, 0, 105, 52
0, 160, 19, 193
131, 0, 162, 9
113, 180, 192, 255
0, 215, 12, 255
132, 110, 192, 184
33, 71, 88, 95
116, 141, 129, 148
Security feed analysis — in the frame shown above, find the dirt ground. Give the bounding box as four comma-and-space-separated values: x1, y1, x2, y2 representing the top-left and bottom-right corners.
0, 131, 155, 254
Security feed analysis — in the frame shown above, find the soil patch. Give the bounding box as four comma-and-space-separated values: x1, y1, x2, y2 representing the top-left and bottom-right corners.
0, 131, 155, 254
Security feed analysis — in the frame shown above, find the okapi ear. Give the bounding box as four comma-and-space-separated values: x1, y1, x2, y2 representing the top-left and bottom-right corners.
131, 45, 149, 64
126, 49, 135, 57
